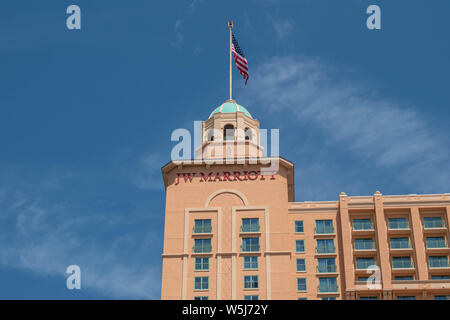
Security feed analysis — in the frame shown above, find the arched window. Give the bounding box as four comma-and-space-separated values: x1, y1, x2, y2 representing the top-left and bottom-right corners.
245, 128, 252, 141
224, 124, 235, 141
207, 130, 214, 142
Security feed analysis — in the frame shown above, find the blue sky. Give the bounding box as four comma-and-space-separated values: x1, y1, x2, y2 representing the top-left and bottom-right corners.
0, 0, 449, 299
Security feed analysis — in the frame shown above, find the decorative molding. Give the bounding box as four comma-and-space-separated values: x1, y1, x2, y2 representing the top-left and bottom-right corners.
205, 189, 249, 207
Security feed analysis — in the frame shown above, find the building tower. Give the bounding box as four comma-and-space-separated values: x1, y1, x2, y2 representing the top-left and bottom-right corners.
161, 100, 295, 300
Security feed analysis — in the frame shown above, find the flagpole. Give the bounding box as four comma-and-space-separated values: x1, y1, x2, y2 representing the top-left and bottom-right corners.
228, 20, 233, 101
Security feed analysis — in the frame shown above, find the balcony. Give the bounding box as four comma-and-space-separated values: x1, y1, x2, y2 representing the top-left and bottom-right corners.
315, 226, 335, 236
387, 221, 411, 234
316, 246, 336, 255
241, 244, 260, 253
240, 224, 260, 233
392, 259, 415, 274
429, 259, 450, 272
352, 222, 375, 235
354, 242, 376, 254
355, 260, 377, 273
353, 221, 374, 230
193, 225, 212, 234
192, 244, 212, 254
318, 284, 339, 293
424, 220, 447, 234
390, 242, 413, 254
426, 240, 449, 254
317, 265, 338, 274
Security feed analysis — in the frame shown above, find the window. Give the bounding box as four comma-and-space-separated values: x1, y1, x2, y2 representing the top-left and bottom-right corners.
353, 219, 373, 230
388, 217, 409, 229
194, 277, 209, 290
241, 218, 260, 233
241, 237, 260, 252
193, 219, 212, 234
322, 297, 336, 300
390, 237, 410, 249
296, 259, 306, 272
295, 221, 304, 233
432, 275, 450, 280
394, 276, 413, 281
318, 258, 336, 273
360, 296, 378, 300
297, 278, 307, 291
193, 238, 212, 253
392, 256, 413, 269
296, 240, 305, 253
244, 128, 252, 141
316, 239, 335, 254
243, 256, 258, 270
424, 217, 445, 229
224, 124, 234, 140
195, 257, 209, 270
427, 237, 447, 249
397, 296, 415, 300
244, 276, 258, 289
354, 238, 374, 250
244, 295, 258, 300
435, 296, 450, 300
429, 256, 449, 268
318, 277, 338, 292
356, 257, 375, 269
315, 220, 334, 234
194, 296, 208, 300
206, 130, 214, 142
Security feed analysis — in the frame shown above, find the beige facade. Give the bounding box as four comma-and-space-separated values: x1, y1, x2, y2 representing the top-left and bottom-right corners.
161, 100, 450, 300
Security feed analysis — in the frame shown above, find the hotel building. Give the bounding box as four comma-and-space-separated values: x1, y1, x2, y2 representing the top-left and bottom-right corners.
161, 100, 450, 300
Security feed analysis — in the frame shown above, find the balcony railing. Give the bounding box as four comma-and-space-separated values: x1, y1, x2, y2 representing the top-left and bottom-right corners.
354, 242, 374, 250
355, 261, 376, 270
318, 284, 338, 293
192, 244, 212, 253
241, 224, 260, 233
353, 222, 374, 231
429, 260, 450, 268
193, 225, 212, 234
392, 260, 414, 269
424, 220, 446, 229
315, 226, 335, 235
241, 244, 260, 252
390, 242, 411, 250
427, 240, 448, 249
317, 265, 337, 273
316, 246, 336, 254
388, 221, 410, 230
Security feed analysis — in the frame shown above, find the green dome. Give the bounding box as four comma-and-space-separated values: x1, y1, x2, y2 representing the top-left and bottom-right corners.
208, 100, 252, 119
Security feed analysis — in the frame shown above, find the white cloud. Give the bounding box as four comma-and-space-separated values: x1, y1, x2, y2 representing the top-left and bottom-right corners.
240, 55, 450, 193
171, 20, 183, 47
130, 152, 165, 190
268, 17, 294, 39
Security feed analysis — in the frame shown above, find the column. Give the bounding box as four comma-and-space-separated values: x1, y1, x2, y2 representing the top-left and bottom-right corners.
410, 207, 428, 280
373, 191, 392, 290
338, 192, 355, 296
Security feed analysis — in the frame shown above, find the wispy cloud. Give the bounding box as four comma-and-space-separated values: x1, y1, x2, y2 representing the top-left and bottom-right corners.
171, 20, 183, 47
241, 55, 450, 195
268, 16, 294, 39
130, 152, 165, 190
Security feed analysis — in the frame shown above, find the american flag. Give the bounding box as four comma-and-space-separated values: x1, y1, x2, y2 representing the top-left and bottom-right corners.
231, 33, 249, 85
